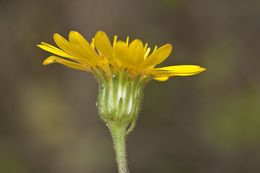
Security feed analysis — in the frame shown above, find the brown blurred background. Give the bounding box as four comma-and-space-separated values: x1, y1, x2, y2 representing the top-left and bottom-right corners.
1, 0, 260, 172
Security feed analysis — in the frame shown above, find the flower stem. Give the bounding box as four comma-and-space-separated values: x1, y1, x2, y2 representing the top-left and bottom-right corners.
110, 125, 129, 173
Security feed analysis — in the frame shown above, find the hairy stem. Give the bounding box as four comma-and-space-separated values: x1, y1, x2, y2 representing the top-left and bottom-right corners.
110, 125, 129, 173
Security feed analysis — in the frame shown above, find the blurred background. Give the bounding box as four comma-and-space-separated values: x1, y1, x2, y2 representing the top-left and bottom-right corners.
1, 0, 260, 172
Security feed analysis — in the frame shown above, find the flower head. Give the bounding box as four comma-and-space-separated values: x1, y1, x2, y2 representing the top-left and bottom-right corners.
38, 31, 205, 81
38, 30, 206, 134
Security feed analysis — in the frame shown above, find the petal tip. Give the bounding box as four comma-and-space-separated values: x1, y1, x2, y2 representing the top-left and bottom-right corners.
69, 30, 80, 36
95, 31, 109, 40
154, 76, 169, 81
199, 67, 207, 72
53, 33, 60, 40
43, 56, 56, 66
164, 43, 173, 50
96, 30, 106, 34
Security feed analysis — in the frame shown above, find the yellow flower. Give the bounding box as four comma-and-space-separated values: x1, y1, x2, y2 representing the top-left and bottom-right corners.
37, 31, 205, 81
38, 31, 206, 173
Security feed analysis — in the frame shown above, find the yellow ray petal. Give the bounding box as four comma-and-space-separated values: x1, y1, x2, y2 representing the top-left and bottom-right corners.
53, 33, 79, 57
153, 76, 169, 81
38, 42, 91, 65
114, 41, 130, 67
68, 31, 103, 67
94, 31, 113, 59
128, 39, 144, 67
53, 32, 96, 65
37, 43, 75, 59
40, 42, 67, 53
144, 44, 172, 68
43, 56, 89, 71
154, 65, 206, 76
68, 31, 91, 48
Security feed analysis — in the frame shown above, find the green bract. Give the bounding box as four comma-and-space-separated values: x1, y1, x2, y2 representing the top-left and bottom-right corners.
96, 69, 149, 135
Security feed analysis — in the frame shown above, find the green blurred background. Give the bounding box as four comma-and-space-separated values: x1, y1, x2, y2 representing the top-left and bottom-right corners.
1, 0, 260, 172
